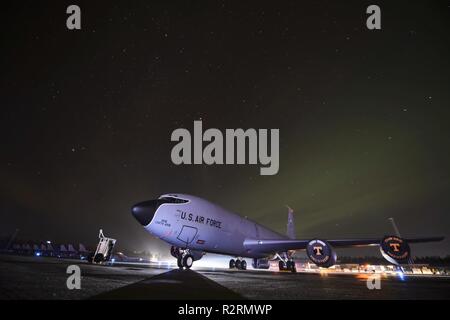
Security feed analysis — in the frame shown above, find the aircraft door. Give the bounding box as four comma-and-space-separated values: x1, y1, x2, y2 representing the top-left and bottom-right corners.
177, 225, 198, 245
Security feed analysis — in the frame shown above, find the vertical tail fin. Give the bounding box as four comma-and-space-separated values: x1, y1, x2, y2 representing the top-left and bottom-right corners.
388, 217, 401, 237
286, 206, 296, 239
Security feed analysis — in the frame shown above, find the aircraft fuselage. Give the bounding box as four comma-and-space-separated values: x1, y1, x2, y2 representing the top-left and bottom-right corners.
133, 194, 285, 259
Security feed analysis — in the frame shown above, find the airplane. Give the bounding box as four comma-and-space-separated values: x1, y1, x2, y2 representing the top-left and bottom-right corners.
131, 194, 444, 272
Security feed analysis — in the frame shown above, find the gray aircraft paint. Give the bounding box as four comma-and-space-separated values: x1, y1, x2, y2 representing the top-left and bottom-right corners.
133, 193, 444, 264
144, 194, 286, 259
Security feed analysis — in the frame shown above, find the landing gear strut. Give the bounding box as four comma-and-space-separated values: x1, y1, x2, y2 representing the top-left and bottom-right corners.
286, 260, 297, 273
229, 258, 247, 270
279, 259, 297, 273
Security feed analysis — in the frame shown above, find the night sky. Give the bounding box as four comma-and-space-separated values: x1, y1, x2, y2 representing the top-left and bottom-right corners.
1, 1, 449, 256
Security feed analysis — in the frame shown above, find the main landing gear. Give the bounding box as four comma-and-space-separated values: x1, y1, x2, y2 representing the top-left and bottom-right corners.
171, 246, 194, 270
229, 258, 247, 270
279, 260, 297, 273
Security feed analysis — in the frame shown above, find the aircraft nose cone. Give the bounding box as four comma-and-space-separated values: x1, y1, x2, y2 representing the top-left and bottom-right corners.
131, 200, 158, 226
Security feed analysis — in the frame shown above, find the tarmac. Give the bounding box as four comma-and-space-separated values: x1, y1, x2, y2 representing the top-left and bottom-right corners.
1, 255, 449, 300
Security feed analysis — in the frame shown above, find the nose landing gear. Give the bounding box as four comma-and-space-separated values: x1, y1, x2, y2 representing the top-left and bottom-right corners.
180, 254, 193, 269
171, 246, 194, 270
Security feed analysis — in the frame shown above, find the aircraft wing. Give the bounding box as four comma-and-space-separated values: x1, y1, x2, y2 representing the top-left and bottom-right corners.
243, 237, 444, 253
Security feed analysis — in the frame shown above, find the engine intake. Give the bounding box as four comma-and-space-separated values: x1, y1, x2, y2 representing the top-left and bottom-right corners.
306, 239, 337, 268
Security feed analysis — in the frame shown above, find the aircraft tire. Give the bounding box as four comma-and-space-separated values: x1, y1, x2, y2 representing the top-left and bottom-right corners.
279, 260, 286, 271
287, 261, 297, 273
229, 259, 235, 269
241, 260, 247, 270
177, 256, 184, 269
235, 259, 242, 269
170, 246, 180, 258
183, 254, 193, 269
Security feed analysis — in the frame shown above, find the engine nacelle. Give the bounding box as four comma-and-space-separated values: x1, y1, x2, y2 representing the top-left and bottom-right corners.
306, 239, 337, 268
252, 258, 270, 269
380, 236, 411, 265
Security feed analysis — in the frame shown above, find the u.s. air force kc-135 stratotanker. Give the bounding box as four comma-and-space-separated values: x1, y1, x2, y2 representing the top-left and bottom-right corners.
131, 194, 444, 272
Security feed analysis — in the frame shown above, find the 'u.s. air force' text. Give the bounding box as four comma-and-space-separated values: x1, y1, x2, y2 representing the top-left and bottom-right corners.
178, 210, 222, 229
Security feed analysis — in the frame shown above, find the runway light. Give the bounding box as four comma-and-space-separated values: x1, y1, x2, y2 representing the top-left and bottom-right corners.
35, 252, 41, 257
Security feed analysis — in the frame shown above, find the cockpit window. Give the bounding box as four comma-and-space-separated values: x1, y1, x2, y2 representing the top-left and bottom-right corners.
159, 197, 189, 204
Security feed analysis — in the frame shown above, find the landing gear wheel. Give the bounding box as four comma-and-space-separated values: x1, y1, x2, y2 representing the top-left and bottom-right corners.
177, 256, 183, 269
229, 259, 235, 269
235, 259, 242, 269
241, 260, 247, 270
285, 261, 296, 273
170, 246, 180, 258
183, 254, 194, 269
279, 260, 286, 271
291, 264, 297, 273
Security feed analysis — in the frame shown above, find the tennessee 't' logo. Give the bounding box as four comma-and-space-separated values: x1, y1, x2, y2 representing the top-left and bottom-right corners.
389, 243, 401, 252
313, 246, 323, 256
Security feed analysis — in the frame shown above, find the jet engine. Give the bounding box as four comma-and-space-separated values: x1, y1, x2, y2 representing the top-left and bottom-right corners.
252, 258, 270, 269
306, 239, 337, 268
379, 236, 411, 265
